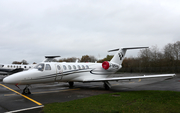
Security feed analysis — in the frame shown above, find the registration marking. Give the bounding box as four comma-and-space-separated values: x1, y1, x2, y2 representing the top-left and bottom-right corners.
0, 84, 42, 106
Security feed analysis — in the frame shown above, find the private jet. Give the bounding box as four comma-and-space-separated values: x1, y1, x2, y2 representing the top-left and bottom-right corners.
0, 64, 35, 75
3, 47, 175, 94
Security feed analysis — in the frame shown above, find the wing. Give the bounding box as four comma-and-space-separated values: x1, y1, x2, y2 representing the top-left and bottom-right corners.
83, 74, 175, 82
0, 68, 24, 75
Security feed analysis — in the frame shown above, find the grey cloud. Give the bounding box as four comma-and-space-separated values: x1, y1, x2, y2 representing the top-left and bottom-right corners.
0, 0, 179, 63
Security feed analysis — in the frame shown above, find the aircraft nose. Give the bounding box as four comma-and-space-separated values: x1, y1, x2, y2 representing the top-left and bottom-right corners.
3, 75, 19, 84
3, 76, 12, 84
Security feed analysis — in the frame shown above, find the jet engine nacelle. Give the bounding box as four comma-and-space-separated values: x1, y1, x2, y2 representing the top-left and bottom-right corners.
102, 61, 121, 71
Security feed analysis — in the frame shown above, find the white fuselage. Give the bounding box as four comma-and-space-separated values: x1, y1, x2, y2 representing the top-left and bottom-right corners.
3, 62, 120, 85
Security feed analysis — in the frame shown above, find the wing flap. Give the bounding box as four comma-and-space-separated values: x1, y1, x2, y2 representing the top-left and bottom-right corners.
83, 74, 175, 82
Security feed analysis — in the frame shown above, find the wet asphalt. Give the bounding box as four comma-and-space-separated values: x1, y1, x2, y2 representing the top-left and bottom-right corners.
0, 73, 179, 113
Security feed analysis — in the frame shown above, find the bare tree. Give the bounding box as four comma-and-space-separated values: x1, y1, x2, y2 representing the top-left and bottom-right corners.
163, 43, 174, 67
21, 60, 28, 65
173, 41, 180, 60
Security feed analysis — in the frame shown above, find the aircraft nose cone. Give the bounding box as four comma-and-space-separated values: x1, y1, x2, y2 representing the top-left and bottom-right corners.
3, 76, 18, 84
3, 77, 10, 84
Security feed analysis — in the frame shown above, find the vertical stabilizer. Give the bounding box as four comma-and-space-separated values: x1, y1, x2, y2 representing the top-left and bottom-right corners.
109, 47, 148, 65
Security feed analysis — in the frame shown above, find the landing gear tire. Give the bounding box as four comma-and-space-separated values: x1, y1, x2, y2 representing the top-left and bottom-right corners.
69, 82, 74, 88
22, 87, 31, 95
103, 81, 111, 90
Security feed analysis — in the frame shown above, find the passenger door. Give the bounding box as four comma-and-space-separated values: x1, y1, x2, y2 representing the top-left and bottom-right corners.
55, 64, 63, 81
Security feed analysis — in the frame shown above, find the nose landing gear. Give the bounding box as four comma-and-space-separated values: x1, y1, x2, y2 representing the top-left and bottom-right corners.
22, 85, 31, 95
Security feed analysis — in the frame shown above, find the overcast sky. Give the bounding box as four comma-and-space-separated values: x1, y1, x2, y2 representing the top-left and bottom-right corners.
0, 0, 180, 64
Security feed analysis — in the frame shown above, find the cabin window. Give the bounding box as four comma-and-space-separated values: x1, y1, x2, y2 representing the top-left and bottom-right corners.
35, 63, 44, 71
68, 65, 72, 70
77, 65, 81, 69
45, 64, 51, 70
24, 66, 26, 68
86, 65, 89, 69
63, 65, 67, 70
82, 65, 85, 69
57, 65, 61, 70
73, 65, 76, 70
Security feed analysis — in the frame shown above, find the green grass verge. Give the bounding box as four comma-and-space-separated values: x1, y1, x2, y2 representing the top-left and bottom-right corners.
43, 91, 180, 113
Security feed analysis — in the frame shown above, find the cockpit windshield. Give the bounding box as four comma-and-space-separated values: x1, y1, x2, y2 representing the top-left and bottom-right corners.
34, 63, 44, 71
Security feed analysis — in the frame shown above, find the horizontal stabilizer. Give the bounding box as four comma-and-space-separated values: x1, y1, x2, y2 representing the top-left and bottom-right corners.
108, 47, 149, 52
108, 49, 120, 52
122, 47, 149, 50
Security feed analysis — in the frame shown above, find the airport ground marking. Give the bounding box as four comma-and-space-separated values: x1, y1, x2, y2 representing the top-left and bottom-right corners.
0, 84, 42, 106
5, 105, 44, 113
4, 88, 80, 96
32, 88, 80, 94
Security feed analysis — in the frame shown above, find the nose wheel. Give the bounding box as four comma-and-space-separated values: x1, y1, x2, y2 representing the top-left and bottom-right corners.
22, 85, 31, 95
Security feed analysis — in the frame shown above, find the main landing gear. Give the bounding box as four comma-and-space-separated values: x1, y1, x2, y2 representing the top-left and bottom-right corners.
22, 85, 31, 95
103, 81, 111, 90
68, 82, 74, 88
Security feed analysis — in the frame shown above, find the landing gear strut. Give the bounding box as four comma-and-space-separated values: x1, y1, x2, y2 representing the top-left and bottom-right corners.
103, 81, 111, 90
22, 85, 31, 95
68, 82, 74, 88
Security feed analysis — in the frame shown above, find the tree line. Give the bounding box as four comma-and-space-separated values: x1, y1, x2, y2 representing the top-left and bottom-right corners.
58, 55, 97, 62
12, 41, 180, 73
121, 41, 180, 73
12, 60, 29, 65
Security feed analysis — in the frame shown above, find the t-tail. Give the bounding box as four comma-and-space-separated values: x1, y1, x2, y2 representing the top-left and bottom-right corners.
101, 47, 148, 71
109, 47, 149, 65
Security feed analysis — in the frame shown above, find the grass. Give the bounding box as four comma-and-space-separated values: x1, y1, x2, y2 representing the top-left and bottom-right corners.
43, 90, 180, 113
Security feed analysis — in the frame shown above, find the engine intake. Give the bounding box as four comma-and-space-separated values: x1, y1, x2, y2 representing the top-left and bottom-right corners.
102, 61, 110, 70
102, 61, 120, 70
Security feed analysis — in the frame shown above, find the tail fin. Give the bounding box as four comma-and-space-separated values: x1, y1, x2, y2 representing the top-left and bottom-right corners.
109, 47, 148, 65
